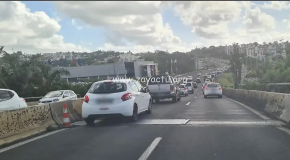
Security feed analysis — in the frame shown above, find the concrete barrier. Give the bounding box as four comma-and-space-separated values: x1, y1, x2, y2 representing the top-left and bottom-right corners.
0, 104, 55, 146
50, 99, 83, 125
223, 89, 290, 122
0, 99, 83, 146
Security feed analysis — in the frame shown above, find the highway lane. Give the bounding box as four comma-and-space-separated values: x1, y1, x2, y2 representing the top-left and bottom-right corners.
2, 89, 290, 160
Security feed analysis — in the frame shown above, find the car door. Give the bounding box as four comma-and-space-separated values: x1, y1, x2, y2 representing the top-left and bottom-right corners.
134, 80, 149, 111
128, 81, 143, 113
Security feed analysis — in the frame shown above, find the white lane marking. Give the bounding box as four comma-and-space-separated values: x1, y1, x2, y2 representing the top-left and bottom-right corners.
225, 97, 270, 120
186, 102, 191, 105
0, 129, 67, 153
277, 127, 290, 136
194, 96, 197, 98
138, 137, 162, 160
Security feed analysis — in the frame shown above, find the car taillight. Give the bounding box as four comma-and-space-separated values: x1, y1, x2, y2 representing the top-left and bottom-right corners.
169, 85, 173, 91
219, 88, 222, 90
23, 99, 26, 102
84, 95, 89, 103
205, 87, 208, 90
184, 88, 187, 90
121, 93, 132, 101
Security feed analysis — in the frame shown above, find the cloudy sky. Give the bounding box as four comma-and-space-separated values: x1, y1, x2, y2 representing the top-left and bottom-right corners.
1, 1, 290, 54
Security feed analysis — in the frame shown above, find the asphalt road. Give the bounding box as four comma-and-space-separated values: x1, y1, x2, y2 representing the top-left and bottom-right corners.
2, 77, 290, 160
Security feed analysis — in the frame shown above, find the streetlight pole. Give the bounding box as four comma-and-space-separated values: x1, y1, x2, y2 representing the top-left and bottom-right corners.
170, 59, 173, 74
113, 62, 116, 77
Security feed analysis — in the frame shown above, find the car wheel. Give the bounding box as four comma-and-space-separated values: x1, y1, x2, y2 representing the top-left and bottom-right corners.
219, 95, 223, 98
85, 117, 95, 125
146, 99, 152, 114
204, 95, 207, 98
172, 95, 177, 102
177, 94, 181, 101
130, 104, 138, 122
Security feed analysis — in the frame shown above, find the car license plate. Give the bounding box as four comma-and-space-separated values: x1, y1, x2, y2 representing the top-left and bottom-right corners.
100, 107, 109, 110
97, 99, 113, 103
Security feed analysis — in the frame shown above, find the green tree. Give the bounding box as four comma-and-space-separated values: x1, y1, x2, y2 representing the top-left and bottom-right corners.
229, 43, 244, 89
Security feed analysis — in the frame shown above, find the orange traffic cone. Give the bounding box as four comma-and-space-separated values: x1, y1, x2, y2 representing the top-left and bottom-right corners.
63, 103, 71, 127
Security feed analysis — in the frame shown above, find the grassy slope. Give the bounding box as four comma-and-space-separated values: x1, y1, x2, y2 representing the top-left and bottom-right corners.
217, 73, 234, 88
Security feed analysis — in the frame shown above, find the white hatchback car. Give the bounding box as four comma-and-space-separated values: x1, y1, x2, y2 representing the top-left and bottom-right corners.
39, 90, 77, 105
82, 79, 152, 124
203, 83, 222, 98
0, 89, 27, 111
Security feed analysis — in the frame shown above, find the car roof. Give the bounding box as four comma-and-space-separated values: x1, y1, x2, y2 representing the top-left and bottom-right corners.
95, 79, 132, 84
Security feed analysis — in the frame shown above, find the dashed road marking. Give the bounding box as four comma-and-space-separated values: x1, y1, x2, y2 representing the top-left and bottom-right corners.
186, 120, 283, 126
135, 119, 190, 125
186, 102, 191, 105
138, 137, 162, 160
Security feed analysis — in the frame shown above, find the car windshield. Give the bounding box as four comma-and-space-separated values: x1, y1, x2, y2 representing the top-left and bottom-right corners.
186, 83, 191, 86
148, 76, 171, 84
88, 82, 127, 94
44, 91, 63, 98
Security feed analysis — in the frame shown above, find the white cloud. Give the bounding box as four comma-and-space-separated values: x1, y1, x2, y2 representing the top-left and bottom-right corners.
0, 1, 90, 54
261, 1, 290, 10
71, 19, 83, 30
171, 1, 242, 39
1, 1, 290, 54
54, 1, 181, 51
243, 7, 276, 33
282, 15, 290, 29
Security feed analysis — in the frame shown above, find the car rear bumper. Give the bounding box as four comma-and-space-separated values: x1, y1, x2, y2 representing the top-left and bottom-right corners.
82, 99, 134, 118
180, 91, 188, 95
150, 92, 176, 99
204, 91, 222, 96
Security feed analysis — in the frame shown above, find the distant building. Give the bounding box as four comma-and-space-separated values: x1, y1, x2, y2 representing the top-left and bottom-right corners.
59, 59, 158, 82
60, 62, 127, 82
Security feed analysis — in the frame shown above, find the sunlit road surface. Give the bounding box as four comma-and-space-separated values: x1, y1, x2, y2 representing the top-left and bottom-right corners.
2, 74, 290, 160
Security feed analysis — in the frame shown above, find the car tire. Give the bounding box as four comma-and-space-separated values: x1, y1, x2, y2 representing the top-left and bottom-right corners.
204, 95, 207, 98
85, 117, 95, 125
130, 105, 138, 122
219, 95, 223, 98
177, 94, 181, 101
146, 99, 152, 114
172, 95, 177, 102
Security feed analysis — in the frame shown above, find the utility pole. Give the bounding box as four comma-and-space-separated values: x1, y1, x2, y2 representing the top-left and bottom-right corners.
113, 62, 116, 77
170, 59, 173, 74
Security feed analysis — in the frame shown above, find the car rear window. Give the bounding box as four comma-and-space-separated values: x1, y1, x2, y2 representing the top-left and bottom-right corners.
207, 83, 220, 87
88, 82, 127, 94
186, 83, 191, 86
148, 76, 171, 85
179, 85, 185, 88
0, 90, 13, 102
